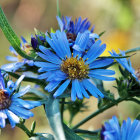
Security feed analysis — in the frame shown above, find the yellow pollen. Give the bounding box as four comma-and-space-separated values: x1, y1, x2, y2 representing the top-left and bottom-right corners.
0, 89, 11, 110
61, 56, 89, 80
16, 44, 32, 62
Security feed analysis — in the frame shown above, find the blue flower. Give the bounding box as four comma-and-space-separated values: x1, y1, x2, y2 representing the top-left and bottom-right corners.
31, 34, 46, 50
109, 50, 138, 81
0, 70, 41, 128
56, 16, 99, 46
2, 37, 34, 72
34, 30, 115, 101
101, 116, 140, 140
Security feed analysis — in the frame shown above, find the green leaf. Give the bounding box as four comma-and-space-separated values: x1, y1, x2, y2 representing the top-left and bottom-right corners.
0, 7, 34, 60
98, 55, 132, 59
125, 46, 140, 54
45, 94, 66, 140
57, 0, 61, 17
63, 123, 84, 140
31, 121, 36, 134
99, 31, 105, 37
29, 133, 54, 140
136, 113, 140, 120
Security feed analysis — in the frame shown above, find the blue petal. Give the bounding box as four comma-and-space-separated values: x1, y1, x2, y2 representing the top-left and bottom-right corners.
12, 99, 35, 110
82, 79, 98, 98
1, 62, 24, 72
0, 110, 7, 119
89, 33, 99, 39
89, 74, 115, 81
77, 18, 88, 33
0, 71, 5, 89
46, 70, 67, 82
53, 79, 71, 98
34, 62, 60, 71
39, 45, 62, 64
73, 31, 90, 53
46, 35, 64, 59
56, 16, 64, 31
73, 79, 83, 99
21, 36, 27, 44
45, 81, 61, 92
55, 31, 71, 58
12, 85, 30, 98
121, 118, 131, 140
71, 81, 76, 101
50, 33, 66, 59
6, 56, 18, 62
38, 72, 51, 79
9, 46, 17, 56
83, 40, 102, 60
82, 79, 104, 98
86, 43, 106, 64
89, 69, 115, 75
89, 59, 114, 69
15, 75, 25, 87
79, 81, 90, 98
6, 110, 20, 128
9, 105, 34, 119
0, 110, 7, 128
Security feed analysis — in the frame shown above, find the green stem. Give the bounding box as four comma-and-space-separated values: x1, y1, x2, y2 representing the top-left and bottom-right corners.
126, 98, 140, 104
69, 114, 74, 127
61, 98, 65, 122
16, 123, 33, 137
74, 129, 101, 135
72, 97, 126, 130
57, 0, 61, 17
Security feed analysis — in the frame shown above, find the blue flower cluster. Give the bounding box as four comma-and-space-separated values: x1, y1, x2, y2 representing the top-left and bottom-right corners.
101, 116, 140, 140
110, 50, 138, 80
3, 16, 116, 101
2, 37, 34, 72
0, 70, 41, 128
35, 30, 115, 101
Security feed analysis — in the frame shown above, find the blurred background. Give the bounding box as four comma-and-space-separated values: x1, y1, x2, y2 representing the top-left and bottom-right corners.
0, 0, 140, 139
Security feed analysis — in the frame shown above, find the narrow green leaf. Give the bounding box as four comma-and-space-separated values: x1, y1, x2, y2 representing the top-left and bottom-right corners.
125, 46, 140, 54
57, 0, 61, 17
99, 31, 106, 37
63, 123, 84, 140
99, 55, 132, 59
31, 121, 36, 134
0, 7, 34, 60
136, 113, 140, 120
29, 133, 54, 140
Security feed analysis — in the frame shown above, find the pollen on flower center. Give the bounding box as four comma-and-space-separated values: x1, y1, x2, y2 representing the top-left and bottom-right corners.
0, 89, 11, 110
17, 44, 32, 62
61, 55, 89, 80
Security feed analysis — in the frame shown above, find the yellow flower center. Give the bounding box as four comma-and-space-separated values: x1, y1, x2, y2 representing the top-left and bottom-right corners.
61, 55, 89, 80
16, 44, 32, 62
0, 89, 11, 110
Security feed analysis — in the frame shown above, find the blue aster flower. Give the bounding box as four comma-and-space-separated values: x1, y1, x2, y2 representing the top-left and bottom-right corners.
109, 50, 138, 81
0, 70, 41, 128
2, 37, 34, 72
101, 116, 140, 140
34, 30, 115, 101
31, 34, 47, 50
56, 16, 99, 47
